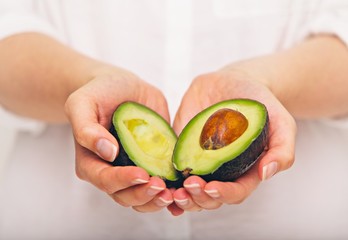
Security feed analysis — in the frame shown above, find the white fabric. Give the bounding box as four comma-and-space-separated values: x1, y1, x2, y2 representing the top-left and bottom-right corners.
1, 0, 348, 239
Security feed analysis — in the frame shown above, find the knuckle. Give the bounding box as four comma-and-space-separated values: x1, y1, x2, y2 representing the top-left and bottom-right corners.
64, 93, 74, 116
75, 163, 85, 181
233, 197, 247, 205
282, 152, 295, 171
181, 202, 202, 212
225, 182, 250, 205
190, 207, 203, 212
98, 170, 114, 194
110, 194, 131, 208
131, 206, 144, 213
201, 202, 222, 210
74, 126, 98, 150
132, 206, 149, 213
132, 192, 149, 206
74, 127, 87, 146
225, 195, 246, 205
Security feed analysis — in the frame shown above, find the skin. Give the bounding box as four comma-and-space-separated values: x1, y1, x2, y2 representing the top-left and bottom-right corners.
168, 35, 348, 215
0, 33, 174, 212
1, 32, 348, 215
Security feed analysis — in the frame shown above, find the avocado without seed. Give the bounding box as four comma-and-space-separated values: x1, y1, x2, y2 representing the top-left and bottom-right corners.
110, 102, 180, 187
172, 99, 269, 182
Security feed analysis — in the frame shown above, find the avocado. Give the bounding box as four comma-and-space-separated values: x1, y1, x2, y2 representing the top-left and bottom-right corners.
172, 99, 269, 182
110, 102, 179, 186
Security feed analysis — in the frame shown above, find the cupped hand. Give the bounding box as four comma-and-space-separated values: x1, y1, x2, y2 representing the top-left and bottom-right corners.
65, 69, 174, 212
168, 68, 296, 216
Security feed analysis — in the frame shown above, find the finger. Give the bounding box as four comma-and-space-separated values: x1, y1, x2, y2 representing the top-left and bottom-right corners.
172, 188, 202, 212
75, 148, 150, 193
183, 176, 222, 210
203, 163, 260, 204
258, 111, 297, 180
132, 188, 173, 213
66, 95, 119, 162
173, 74, 223, 135
173, 90, 201, 136
77, 124, 119, 162
167, 203, 185, 216
109, 176, 166, 207
166, 188, 185, 216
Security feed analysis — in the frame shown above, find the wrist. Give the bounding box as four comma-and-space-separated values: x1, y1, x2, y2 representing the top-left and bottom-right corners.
218, 56, 278, 93
67, 60, 138, 97
218, 47, 305, 107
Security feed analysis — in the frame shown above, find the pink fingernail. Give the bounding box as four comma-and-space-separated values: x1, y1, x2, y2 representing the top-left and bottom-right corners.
262, 162, 278, 181
156, 197, 173, 207
204, 189, 220, 198
96, 138, 117, 162
184, 183, 201, 195
174, 198, 189, 206
147, 186, 165, 196
131, 178, 149, 185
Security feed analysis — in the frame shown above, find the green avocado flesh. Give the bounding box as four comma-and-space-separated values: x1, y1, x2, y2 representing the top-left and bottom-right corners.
172, 99, 268, 179
112, 102, 178, 181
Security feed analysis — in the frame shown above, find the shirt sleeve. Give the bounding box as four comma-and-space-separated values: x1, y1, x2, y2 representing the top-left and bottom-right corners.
0, 1, 66, 42
0, 0, 66, 133
300, 1, 348, 128
304, 1, 348, 46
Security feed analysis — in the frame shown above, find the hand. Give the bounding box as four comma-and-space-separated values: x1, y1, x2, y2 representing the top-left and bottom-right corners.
168, 67, 296, 215
65, 69, 174, 212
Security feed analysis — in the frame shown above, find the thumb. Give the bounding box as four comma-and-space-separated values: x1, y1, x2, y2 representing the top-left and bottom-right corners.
258, 117, 296, 181
74, 124, 119, 162
65, 95, 119, 162
173, 94, 200, 136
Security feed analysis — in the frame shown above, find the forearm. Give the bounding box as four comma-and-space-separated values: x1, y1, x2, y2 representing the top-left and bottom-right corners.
0, 32, 112, 122
227, 35, 348, 119
268, 35, 348, 119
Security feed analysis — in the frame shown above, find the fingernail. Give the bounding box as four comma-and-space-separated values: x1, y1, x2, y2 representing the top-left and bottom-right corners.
204, 189, 220, 198
174, 198, 189, 206
131, 178, 149, 185
156, 197, 173, 207
147, 186, 165, 196
184, 183, 201, 195
96, 138, 117, 162
262, 162, 278, 181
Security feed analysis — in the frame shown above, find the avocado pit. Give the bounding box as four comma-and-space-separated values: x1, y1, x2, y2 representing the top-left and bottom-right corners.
200, 108, 248, 150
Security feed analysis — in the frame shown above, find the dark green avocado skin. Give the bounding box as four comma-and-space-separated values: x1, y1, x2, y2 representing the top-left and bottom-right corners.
109, 124, 182, 188
109, 124, 135, 167
195, 114, 269, 182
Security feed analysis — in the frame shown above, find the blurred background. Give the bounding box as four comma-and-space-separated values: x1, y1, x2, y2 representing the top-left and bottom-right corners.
0, 109, 44, 180
0, 127, 16, 179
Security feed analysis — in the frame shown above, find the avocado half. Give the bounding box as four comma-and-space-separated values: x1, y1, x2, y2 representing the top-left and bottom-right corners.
110, 102, 179, 186
172, 99, 269, 182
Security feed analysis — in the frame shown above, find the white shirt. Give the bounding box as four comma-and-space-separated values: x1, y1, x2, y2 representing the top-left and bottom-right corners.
1, 1, 348, 239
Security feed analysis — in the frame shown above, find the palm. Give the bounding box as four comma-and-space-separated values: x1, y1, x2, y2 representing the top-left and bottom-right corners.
66, 73, 173, 213
74, 75, 170, 128
169, 71, 296, 215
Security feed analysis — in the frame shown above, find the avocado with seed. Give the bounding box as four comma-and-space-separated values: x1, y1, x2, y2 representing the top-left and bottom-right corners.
172, 99, 269, 182
110, 102, 179, 186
